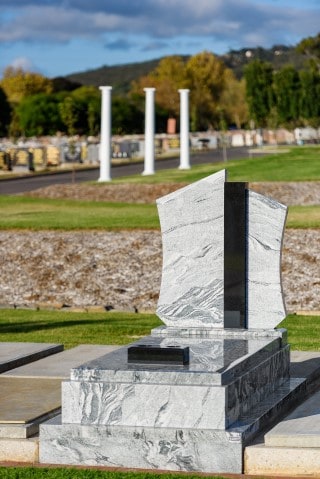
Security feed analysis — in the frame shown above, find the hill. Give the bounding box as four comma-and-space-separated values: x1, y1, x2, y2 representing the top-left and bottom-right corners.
221, 45, 306, 79
63, 45, 306, 95
65, 58, 166, 96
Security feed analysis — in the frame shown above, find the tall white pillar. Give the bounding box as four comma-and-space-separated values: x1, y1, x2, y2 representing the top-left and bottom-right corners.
143, 87, 156, 175
98, 86, 112, 182
179, 88, 191, 170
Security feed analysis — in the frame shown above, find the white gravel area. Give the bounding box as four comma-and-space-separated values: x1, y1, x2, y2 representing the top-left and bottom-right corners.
0, 228, 318, 313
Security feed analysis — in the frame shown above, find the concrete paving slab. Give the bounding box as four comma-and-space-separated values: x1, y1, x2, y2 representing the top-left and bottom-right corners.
0, 345, 120, 440
265, 389, 320, 447
3, 344, 120, 379
0, 437, 38, 463
0, 377, 61, 424
0, 342, 63, 374
244, 443, 320, 476
291, 350, 320, 379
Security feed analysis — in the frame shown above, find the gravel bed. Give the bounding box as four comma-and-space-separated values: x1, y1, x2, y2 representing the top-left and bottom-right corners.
0, 229, 318, 313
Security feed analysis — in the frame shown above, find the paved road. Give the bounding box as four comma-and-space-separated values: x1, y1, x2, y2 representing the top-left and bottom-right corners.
0, 147, 254, 195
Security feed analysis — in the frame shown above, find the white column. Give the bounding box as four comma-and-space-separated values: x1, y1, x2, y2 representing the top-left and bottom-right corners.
179, 89, 191, 170
143, 87, 156, 175
98, 86, 112, 182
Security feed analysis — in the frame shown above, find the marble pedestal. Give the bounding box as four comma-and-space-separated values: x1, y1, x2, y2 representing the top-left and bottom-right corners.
39, 327, 305, 473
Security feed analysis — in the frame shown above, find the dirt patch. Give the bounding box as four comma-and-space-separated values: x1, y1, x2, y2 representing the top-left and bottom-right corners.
24, 181, 320, 206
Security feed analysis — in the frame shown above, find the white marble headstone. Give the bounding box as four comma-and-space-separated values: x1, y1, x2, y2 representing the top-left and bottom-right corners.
156, 169, 287, 330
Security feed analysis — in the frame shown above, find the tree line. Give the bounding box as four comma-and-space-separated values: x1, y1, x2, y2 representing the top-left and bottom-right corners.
0, 34, 319, 138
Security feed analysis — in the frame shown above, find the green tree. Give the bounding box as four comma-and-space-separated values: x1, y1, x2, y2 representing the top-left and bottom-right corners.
220, 73, 249, 128
0, 67, 52, 104
244, 60, 274, 127
112, 97, 144, 134
0, 87, 11, 137
70, 86, 100, 135
296, 33, 320, 72
273, 66, 301, 127
59, 96, 78, 136
299, 69, 320, 125
131, 55, 188, 118
17, 93, 63, 136
186, 51, 228, 131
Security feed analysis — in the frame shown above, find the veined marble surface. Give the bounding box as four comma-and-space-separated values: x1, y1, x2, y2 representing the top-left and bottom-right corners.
62, 344, 289, 430
70, 335, 284, 386
40, 377, 305, 473
247, 190, 287, 329
151, 326, 288, 342
40, 420, 242, 472
156, 170, 226, 328
62, 381, 226, 429
156, 169, 287, 330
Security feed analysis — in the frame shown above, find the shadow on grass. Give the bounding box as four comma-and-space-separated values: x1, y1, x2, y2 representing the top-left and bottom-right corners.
0, 318, 153, 334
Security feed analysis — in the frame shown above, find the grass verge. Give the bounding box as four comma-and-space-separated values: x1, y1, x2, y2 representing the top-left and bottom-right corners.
0, 309, 318, 351
0, 309, 162, 349
286, 205, 320, 228
0, 197, 319, 230
0, 467, 238, 479
0, 196, 160, 230
280, 314, 320, 350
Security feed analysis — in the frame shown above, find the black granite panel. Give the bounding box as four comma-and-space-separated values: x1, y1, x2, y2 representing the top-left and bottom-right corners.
127, 345, 190, 365
224, 182, 247, 328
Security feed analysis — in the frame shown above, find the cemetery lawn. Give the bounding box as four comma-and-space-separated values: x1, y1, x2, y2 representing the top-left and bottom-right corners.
286, 205, 320, 228
0, 196, 319, 229
0, 196, 160, 230
116, 145, 320, 183
0, 309, 162, 349
0, 468, 249, 479
0, 309, 319, 351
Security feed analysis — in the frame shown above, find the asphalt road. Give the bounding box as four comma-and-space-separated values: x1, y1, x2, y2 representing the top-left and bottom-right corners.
0, 147, 254, 195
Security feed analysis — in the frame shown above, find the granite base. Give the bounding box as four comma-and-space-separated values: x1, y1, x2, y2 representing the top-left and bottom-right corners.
39, 328, 307, 473
40, 377, 305, 473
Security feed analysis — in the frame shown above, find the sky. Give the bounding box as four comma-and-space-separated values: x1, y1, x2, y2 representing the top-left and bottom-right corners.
0, 0, 319, 79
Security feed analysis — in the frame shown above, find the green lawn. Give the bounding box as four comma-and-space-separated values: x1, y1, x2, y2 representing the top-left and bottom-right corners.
114, 145, 320, 183
0, 196, 160, 230
287, 205, 320, 228
0, 195, 318, 229
0, 309, 318, 351
280, 314, 320, 350
0, 467, 239, 479
0, 309, 162, 349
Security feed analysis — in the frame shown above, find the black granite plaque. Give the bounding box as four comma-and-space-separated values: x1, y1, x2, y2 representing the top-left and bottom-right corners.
224, 182, 247, 328
128, 345, 190, 365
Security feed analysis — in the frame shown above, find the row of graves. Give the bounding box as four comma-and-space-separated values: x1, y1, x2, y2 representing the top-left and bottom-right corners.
2, 127, 318, 172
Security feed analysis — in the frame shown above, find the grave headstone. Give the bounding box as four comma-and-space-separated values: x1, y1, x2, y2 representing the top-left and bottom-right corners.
40, 170, 304, 473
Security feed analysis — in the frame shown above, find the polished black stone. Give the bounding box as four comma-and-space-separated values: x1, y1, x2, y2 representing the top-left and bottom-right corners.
127, 345, 190, 365
224, 182, 248, 329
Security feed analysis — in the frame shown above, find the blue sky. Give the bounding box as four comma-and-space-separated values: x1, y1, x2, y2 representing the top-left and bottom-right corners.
0, 0, 319, 79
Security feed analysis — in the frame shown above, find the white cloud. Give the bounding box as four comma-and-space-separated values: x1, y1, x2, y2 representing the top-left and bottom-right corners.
9, 56, 36, 71
0, 1, 318, 49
